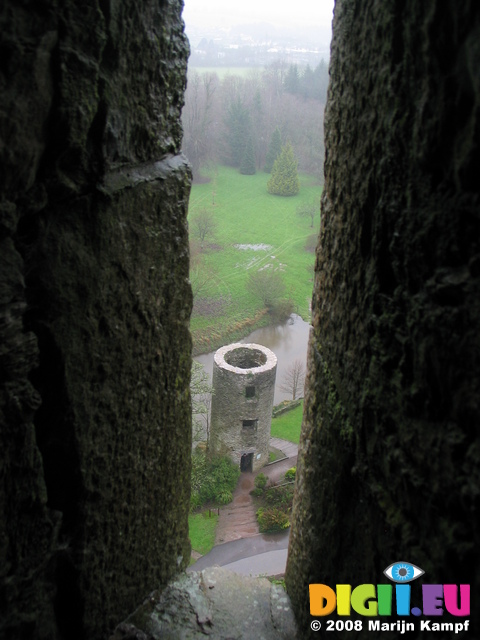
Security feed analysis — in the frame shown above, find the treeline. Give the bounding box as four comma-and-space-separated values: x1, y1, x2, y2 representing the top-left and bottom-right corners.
181, 61, 328, 183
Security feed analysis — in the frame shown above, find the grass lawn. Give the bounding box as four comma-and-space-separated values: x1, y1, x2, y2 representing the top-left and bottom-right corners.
188, 165, 321, 354
188, 66, 257, 79
270, 401, 304, 444
188, 511, 219, 555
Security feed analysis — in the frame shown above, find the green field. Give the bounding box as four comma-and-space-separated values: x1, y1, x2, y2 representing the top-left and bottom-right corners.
270, 401, 304, 444
188, 165, 321, 354
189, 511, 219, 556
188, 66, 258, 79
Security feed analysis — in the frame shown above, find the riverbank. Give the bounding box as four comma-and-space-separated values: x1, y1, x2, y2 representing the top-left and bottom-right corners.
195, 314, 311, 405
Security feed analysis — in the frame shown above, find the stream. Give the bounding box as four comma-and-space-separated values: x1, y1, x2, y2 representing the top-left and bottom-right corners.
194, 313, 311, 404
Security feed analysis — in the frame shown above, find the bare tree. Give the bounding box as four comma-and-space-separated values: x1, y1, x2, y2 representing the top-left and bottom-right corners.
190, 207, 217, 247
181, 71, 218, 181
246, 269, 286, 309
280, 359, 306, 400
297, 198, 320, 228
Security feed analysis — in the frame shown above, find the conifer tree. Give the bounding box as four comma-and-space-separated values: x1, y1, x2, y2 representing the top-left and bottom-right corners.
264, 126, 282, 173
240, 133, 256, 175
224, 98, 251, 167
267, 142, 300, 196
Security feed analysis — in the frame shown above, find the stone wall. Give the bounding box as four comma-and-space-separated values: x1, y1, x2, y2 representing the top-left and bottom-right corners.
210, 344, 277, 472
0, 2, 192, 639
286, 1, 480, 636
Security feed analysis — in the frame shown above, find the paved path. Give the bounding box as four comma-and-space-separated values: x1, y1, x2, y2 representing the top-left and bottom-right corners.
214, 438, 298, 545
269, 437, 299, 460
189, 529, 290, 576
190, 437, 299, 577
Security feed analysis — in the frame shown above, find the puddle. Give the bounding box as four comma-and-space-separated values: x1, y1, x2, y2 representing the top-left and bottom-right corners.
234, 243, 273, 251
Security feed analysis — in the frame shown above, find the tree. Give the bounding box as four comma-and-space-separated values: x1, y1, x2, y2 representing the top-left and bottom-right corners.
267, 142, 300, 196
297, 198, 320, 228
279, 359, 306, 400
181, 71, 218, 181
224, 98, 251, 167
264, 126, 282, 173
190, 207, 217, 247
246, 269, 286, 309
240, 132, 256, 175
284, 64, 300, 95
190, 361, 214, 446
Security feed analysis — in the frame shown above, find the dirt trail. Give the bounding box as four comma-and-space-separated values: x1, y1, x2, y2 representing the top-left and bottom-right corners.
215, 439, 298, 545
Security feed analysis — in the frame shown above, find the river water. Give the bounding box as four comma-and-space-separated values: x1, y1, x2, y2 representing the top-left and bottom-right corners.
195, 314, 311, 404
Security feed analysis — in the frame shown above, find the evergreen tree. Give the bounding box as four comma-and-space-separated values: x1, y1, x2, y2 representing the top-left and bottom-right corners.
284, 64, 300, 95
240, 133, 256, 175
267, 142, 300, 196
224, 98, 251, 167
264, 126, 282, 173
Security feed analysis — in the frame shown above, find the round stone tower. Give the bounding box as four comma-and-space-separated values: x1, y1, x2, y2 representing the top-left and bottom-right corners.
210, 343, 277, 473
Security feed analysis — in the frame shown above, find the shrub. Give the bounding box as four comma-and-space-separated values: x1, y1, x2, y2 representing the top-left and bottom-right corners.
190, 452, 240, 510
215, 489, 233, 504
265, 485, 294, 509
254, 473, 268, 490
190, 491, 202, 512
257, 507, 290, 533
285, 467, 296, 482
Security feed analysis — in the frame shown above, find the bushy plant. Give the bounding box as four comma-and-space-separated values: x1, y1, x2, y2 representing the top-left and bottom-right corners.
265, 484, 294, 509
215, 489, 233, 504
256, 507, 290, 533
285, 467, 296, 482
190, 452, 240, 510
254, 473, 268, 490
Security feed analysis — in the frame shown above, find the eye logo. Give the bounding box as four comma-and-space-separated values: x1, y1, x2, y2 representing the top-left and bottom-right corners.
383, 561, 424, 583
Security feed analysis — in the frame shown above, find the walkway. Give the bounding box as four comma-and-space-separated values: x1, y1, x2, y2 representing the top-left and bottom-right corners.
214, 437, 298, 545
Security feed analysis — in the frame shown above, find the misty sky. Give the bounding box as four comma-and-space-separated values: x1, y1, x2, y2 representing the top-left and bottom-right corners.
182, 0, 335, 29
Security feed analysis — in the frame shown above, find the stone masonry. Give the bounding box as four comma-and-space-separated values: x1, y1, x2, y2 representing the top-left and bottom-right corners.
210, 343, 277, 473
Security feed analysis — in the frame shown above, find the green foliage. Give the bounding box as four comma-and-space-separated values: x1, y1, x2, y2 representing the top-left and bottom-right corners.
254, 473, 268, 490
284, 60, 329, 102
284, 64, 300, 94
224, 98, 251, 167
264, 126, 282, 173
215, 489, 233, 504
270, 400, 303, 444
285, 467, 296, 482
240, 132, 256, 175
265, 484, 294, 508
188, 166, 322, 354
189, 511, 219, 555
267, 142, 300, 197
190, 451, 240, 510
256, 507, 290, 533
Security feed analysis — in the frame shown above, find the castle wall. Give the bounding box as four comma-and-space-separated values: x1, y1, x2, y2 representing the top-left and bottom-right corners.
286, 1, 480, 636
0, 1, 192, 638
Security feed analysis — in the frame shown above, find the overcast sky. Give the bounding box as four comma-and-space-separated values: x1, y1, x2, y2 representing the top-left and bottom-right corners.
182, 0, 335, 29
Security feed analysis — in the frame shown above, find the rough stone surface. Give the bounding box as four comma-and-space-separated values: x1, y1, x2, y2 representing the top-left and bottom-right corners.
210, 344, 277, 472
0, 1, 191, 639
110, 567, 298, 640
286, 1, 480, 637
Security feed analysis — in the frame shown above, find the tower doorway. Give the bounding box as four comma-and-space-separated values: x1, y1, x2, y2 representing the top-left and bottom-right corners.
240, 452, 253, 472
